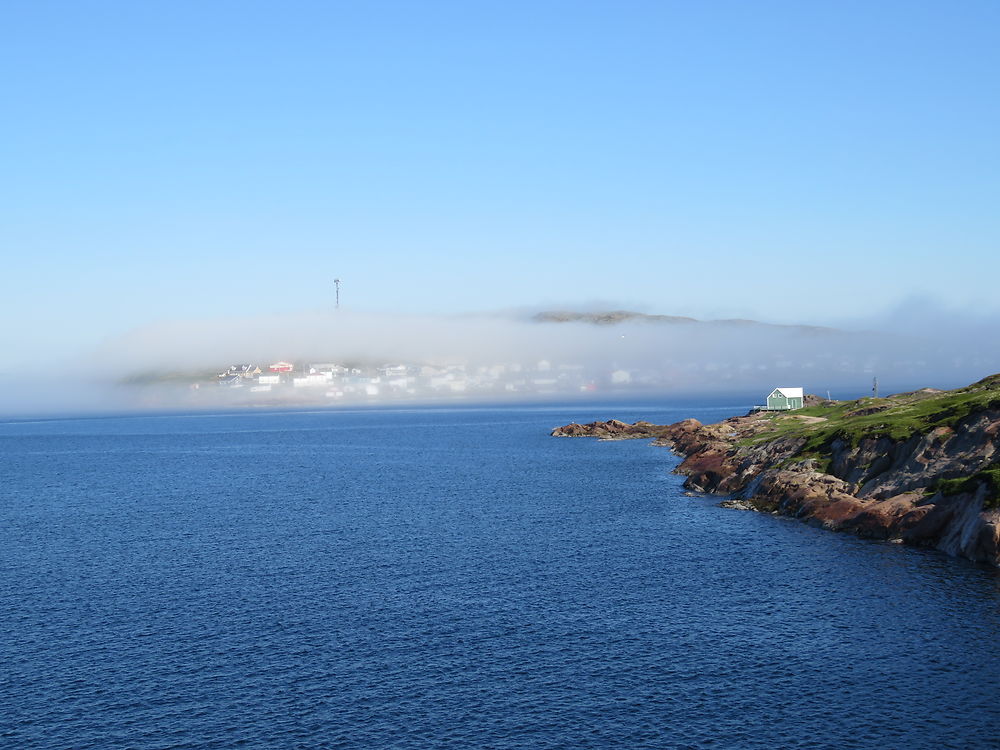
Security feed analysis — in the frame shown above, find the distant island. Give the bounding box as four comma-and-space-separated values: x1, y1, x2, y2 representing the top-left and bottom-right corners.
553, 375, 1000, 567
532, 309, 839, 334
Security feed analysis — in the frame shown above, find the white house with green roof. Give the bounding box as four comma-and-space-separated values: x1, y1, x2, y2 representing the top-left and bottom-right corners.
764, 387, 804, 411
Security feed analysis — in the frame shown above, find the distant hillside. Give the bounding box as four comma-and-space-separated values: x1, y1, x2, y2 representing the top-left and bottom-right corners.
533, 310, 698, 325
532, 310, 838, 335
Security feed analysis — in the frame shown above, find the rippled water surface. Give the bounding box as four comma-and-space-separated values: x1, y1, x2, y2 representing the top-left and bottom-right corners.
2, 404, 999, 749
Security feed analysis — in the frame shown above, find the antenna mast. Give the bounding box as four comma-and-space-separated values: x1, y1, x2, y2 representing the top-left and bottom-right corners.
334, 278, 341, 310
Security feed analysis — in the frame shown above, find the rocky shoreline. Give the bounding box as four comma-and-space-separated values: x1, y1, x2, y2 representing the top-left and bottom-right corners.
552, 393, 1000, 567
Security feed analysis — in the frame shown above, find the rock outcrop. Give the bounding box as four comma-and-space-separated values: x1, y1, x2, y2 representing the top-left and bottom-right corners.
550, 419, 670, 440
553, 377, 1000, 567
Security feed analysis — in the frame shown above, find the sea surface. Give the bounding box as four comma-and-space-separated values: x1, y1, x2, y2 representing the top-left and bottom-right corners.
2, 403, 999, 750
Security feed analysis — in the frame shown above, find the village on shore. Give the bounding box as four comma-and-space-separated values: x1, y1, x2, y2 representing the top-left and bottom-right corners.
199, 359, 638, 403
172, 354, 911, 407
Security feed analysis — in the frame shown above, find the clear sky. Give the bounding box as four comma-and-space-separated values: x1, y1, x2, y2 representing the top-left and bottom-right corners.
2, 1, 998, 366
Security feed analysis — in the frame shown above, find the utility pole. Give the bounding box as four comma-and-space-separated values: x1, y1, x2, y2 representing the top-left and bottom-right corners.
334, 278, 341, 310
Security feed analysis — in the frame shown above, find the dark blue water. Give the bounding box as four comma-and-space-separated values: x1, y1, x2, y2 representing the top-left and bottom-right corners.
2, 404, 999, 750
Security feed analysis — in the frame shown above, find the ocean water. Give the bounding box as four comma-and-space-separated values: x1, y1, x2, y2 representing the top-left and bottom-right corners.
2, 403, 999, 750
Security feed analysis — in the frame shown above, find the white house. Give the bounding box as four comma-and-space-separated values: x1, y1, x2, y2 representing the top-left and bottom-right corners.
765, 387, 804, 411
611, 369, 632, 385
293, 373, 330, 387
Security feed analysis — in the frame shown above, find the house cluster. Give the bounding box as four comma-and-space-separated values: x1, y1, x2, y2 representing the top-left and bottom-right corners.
206, 361, 820, 408
209, 359, 615, 401
208, 359, 818, 407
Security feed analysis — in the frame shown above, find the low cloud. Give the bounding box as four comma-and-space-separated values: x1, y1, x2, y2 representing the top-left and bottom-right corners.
2, 302, 999, 416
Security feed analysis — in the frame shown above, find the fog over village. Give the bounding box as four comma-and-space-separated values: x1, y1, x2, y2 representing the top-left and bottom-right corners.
0, 4, 996, 420
2, 300, 991, 416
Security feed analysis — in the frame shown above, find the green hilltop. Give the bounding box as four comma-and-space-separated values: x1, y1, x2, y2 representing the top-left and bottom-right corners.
749, 374, 1000, 508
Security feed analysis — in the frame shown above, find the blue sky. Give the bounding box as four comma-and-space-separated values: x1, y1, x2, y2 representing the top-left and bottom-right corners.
2, 1, 998, 364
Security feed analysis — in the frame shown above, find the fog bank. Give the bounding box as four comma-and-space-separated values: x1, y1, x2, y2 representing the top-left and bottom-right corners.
2, 304, 998, 416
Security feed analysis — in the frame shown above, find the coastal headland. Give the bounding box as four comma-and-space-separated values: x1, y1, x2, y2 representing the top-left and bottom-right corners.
553, 375, 1000, 567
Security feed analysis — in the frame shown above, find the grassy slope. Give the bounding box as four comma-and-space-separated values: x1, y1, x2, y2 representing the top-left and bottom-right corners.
744, 374, 1000, 508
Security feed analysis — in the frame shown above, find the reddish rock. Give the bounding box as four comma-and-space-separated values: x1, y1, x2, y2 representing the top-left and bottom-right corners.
552, 407, 1000, 567
550, 419, 671, 440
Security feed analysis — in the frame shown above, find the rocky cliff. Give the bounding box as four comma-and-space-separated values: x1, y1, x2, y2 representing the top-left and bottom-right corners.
550, 419, 671, 439
552, 375, 1000, 566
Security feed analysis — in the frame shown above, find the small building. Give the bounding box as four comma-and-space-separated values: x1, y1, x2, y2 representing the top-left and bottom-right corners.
217, 364, 260, 383
765, 387, 804, 411
610, 369, 631, 385
312, 363, 348, 376
292, 373, 330, 387
269, 361, 295, 373
377, 364, 408, 378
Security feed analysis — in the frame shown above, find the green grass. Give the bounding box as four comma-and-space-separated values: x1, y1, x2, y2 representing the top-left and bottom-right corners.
726, 376, 1000, 508
932, 463, 1000, 510
744, 374, 1000, 462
